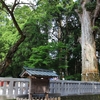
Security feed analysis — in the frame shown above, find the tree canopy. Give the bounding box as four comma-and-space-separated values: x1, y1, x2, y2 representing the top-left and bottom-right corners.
0, 0, 100, 81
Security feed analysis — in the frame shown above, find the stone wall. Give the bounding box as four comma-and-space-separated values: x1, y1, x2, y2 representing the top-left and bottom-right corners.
61, 94, 100, 100
1, 94, 100, 100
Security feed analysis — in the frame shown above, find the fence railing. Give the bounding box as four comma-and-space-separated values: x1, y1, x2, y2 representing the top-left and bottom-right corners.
0, 77, 29, 99
1, 78, 100, 99
49, 80, 100, 96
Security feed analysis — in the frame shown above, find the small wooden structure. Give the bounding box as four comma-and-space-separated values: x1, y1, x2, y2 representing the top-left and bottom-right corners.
20, 67, 58, 99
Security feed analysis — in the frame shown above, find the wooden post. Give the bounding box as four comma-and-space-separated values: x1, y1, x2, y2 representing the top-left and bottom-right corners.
29, 77, 32, 100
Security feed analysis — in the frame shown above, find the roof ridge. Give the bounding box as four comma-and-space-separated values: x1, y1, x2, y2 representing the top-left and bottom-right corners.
23, 67, 53, 72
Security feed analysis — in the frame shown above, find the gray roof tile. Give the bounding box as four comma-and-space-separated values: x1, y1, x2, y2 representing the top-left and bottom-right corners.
20, 67, 58, 77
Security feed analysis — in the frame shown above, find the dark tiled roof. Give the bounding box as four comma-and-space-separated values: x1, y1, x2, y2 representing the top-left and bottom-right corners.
20, 67, 58, 77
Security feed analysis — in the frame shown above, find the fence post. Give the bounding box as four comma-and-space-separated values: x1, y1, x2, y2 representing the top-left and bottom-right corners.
45, 93, 48, 100
78, 82, 80, 95
8, 80, 14, 98
29, 77, 32, 100
3, 82, 7, 95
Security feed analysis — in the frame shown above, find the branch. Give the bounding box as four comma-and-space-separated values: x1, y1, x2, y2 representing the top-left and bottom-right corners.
75, 9, 82, 23
0, 35, 25, 74
0, 0, 11, 13
0, 0, 26, 74
11, 1, 36, 11
11, 0, 18, 12
16, 2, 36, 9
92, 0, 100, 26
0, 0, 22, 34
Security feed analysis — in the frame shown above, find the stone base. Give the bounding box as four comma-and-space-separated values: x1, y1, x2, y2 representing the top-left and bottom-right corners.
0, 96, 6, 100
61, 94, 100, 100
0, 96, 16, 100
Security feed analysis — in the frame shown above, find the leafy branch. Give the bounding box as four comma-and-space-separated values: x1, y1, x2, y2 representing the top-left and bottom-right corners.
0, 0, 26, 74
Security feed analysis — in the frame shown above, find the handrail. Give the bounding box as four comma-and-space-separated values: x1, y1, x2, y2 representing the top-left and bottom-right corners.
49, 80, 100, 96
0, 77, 29, 99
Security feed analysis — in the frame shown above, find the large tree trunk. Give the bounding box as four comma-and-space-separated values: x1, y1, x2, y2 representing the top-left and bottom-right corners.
78, 0, 100, 81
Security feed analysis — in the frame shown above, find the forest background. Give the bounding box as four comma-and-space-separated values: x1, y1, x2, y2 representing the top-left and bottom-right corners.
0, 0, 100, 81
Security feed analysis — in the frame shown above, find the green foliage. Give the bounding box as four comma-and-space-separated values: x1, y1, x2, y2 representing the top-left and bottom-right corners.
0, 11, 17, 61
59, 65, 68, 69
65, 73, 81, 80
24, 42, 68, 69
85, 1, 96, 11
14, 5, 32, 29
73, 0, 83, 13
0, 6, 31, 62
0, 0, 82, 80
0, 5, 32, 77
92, 26, 99, 31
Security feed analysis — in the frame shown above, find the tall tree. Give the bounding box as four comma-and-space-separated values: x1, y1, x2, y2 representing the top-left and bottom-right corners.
0, 5, 32, 77
76, 0, 100, 81
0, 0, 29, 74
